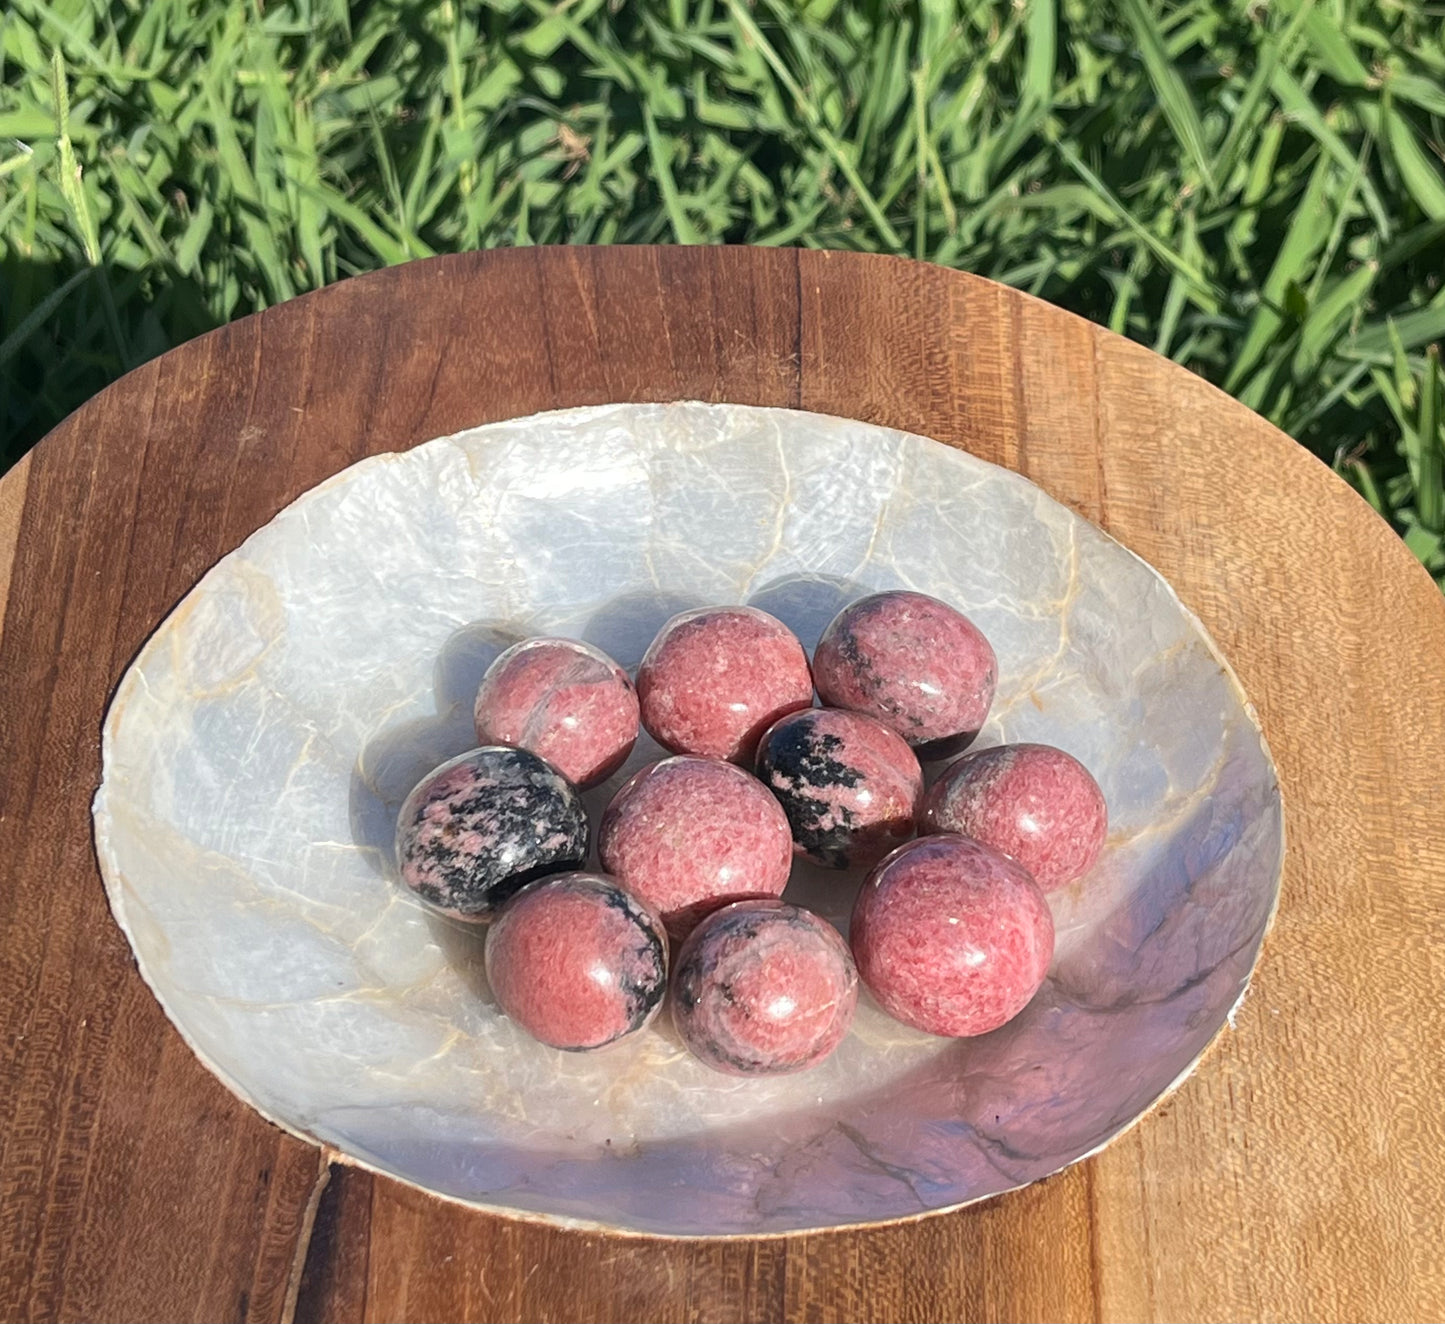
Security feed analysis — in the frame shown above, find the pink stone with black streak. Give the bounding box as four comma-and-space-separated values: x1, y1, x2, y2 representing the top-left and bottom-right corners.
598, 756, 792, 935
851, 834, 1053, 1038
473, 637, 639, 789
922, 742, 1108, 892
394, 746, 589, 921
484, 873, 668, 1051
672, 900, 858, 1076
636, 607, 813, 764
813, 591, 997, 759
755, 708, 922, 870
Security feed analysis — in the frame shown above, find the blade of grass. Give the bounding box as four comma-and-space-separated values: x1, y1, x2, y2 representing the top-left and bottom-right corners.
1269, 63, 1391, 236
1289, 357, 1372, 430
1344, 454, 1387, 517
0, 265, 93, 366
1388, 71, 1445, 118
49, 49, 99, 263
1419, 345, 1443, 535
1120, 0, 1216, 195
1347, 298, 1445, 361
173, 195, 214, 277
725, 0, 903, 250
296, 180, 417, 265
1295, 261, 1377, 373
912, 66, 927, 261
642, 103, 701, 244
1383, 103, 1445, 220
1379, 217, 1445, 272
1023, 0, 1056, 110
200, 74, 295, 301
1303, 130, 1374, 311
1050, 132, 1218, 308
1154, 270, 1188, 356
1226, 150, 1335, 391
1388, 318, 1417, 413
1214, 0, 1318, 188
0, 150, 36, 180
1299, 8, 1371, 86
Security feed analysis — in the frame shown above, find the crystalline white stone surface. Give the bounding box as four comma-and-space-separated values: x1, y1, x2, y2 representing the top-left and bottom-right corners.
94, 402, 1282, 1235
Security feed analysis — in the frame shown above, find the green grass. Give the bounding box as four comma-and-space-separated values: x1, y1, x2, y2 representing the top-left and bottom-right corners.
3, 0, 1445, 585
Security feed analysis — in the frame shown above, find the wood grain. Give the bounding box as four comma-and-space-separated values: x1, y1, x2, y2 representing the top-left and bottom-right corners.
2, 247, 1442, 1324
0, 450, 30, 632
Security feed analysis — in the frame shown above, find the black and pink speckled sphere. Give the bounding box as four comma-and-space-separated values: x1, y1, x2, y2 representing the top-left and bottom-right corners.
636, 607, 814, 764
598, 756, 793, 934
851, 834, 1053, 1038
485, 873, 668, 1051
813, 591, 997, 759
922, 743, 1108, 892
672, 901, 858, 1076
473, 637, 639, 789
755, 708, 922, 870
394, 747, 589, 921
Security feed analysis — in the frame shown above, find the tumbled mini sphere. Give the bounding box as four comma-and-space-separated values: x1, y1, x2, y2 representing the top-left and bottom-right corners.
922, 742, 1108, 892
394, 747, 589, 920
598, 756, 793, 933
851, 834, 1053, 1038
485, 874, 668, 1051
755, 708, 922, 870
636, 606, 814, 763
473, 637, 639, 789
813, 591, 997, 759
672, 901, 858, 1076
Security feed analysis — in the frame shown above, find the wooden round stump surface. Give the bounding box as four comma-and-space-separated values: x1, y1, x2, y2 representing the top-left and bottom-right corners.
1, 247, 1441, 1322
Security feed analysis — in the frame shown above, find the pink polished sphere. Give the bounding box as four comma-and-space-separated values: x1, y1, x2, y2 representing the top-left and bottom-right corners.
672, 901, 858, 1076
598, 756, 793, 933
473, 637, 639, 788
485, 873, 667, 1052
922, 742, 1108, 892
813, 591, 997, 759
755, 708, 922, 869
637, 607, 813, 763
851, 834, 1053, 1038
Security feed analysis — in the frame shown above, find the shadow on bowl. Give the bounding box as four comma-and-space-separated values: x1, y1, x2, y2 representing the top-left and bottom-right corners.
347, 622, 524, 878
346, 573, 875, 891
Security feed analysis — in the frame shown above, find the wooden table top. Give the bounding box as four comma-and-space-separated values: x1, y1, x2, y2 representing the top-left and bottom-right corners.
1, 246, 1442, 1323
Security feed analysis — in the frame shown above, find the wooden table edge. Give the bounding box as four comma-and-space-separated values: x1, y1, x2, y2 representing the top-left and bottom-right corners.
5, 247, 1443, 1323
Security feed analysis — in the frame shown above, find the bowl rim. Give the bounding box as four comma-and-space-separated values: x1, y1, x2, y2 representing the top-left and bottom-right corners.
92, 399, 1285, 1239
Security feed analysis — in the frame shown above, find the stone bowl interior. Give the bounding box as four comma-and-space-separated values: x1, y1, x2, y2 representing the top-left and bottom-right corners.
93, 402, 1282, 1236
